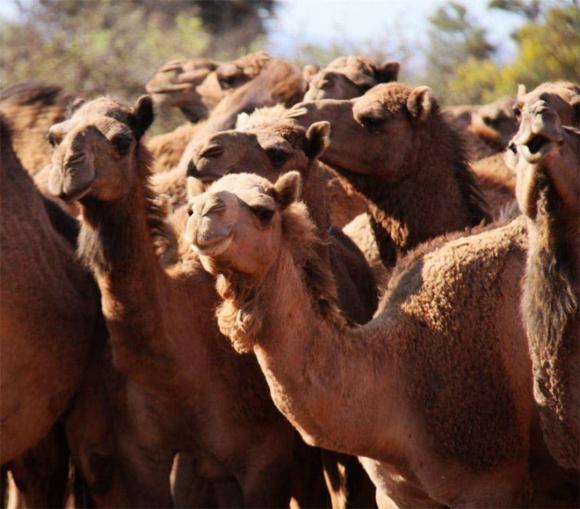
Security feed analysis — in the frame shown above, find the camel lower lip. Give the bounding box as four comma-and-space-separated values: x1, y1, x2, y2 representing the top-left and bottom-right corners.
191, 234, 233, 256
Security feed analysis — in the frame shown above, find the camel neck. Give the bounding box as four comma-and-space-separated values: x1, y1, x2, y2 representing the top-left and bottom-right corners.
333, 124, 488, 269
225, 245, 399, 458
77, 160, 175, 382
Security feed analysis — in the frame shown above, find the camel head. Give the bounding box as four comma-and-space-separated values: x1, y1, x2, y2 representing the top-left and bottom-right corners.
47, 95, 154, 202
507, 99, 579, 219
290, 82, 440, 181
472, 96, 517, 145
186, 117, 330, 186
185, 171, 302, 277
304, 56, 399, 101
215, 51, 272, 92
514, 81, 580, 129
145, 58, 221, 121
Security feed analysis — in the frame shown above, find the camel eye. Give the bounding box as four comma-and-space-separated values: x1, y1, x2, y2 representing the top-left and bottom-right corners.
47, 131, 60, 147
359, 115, 384, 131
219, 75, 240, 90
250, 206, 275, 224
266, 148, 290, 167
111, 133, 133, 155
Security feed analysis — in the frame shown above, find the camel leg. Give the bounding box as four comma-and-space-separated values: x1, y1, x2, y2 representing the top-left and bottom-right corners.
171, 453, 217, 508
116, 437, 174, 508
237, 453, 293, 507
7, 423, 69, 509
0, 466, 6, 509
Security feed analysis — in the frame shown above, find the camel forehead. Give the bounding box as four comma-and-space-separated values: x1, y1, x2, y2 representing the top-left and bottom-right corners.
327, 55, 374, 72
208, 173, 274, 204
253, 122, 306, 148
358, 83, 412, 111
74, 98, 131, 124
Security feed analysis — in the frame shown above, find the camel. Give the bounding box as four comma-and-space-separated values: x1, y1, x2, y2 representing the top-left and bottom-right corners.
0, 112, 106, 509
303, 56, 399, 101
215, 51, 305, 107
184, 170, 541, 508
514, 81, 580, 128
146, 58, 222, 122
507, 99, 579, 470
288, 83, 491, 285
46, 95, 330, 506
0, 113, 99, 465
443, 95, 517, 160
0, 81, 78, 175
185, 115, 377, 324
146, 52, 306, 174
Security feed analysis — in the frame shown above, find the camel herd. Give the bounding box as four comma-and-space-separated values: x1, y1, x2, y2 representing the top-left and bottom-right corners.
0, 51, 578, 508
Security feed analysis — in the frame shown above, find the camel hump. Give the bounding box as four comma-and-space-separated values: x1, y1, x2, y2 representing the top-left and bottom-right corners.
0, 81, 70, 108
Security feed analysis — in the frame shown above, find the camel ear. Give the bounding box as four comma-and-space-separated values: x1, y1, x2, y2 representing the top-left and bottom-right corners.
273, 171, 302, 210
131, 95, 154, 140
376, 61, 399, 83
303, 64, 319, 83
517, 84, 526, 100
304, 121, 330, 161
407, 86, 436, 121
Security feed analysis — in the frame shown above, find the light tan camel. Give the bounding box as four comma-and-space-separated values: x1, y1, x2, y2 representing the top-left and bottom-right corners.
507, 99, 579, 470
303, 56, 399, 101
185, 116, 377, 324
184, 170, 540, 508
146, 58, 222, 122
289, 83, 491, 284
46, 95, 329, 507
0, 81, 78, 175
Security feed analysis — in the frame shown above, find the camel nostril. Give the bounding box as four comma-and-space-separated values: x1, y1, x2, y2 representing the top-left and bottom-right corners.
527, 135, 549, 155
508, 142, 517, 154
187, 207, 194, 217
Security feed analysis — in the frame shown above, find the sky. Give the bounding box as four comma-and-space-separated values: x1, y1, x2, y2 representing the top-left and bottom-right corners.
0, 0, 526, 68
266, 0, 524, 66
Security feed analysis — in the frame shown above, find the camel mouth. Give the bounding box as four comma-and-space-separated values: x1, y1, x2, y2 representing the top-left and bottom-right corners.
190, 233, 233, 257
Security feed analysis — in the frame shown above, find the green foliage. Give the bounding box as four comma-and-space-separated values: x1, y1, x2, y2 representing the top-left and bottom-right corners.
449, 5, 580, 103
423, 1, 496, 102
489, 0, 542, 21
0, 0, 277, 102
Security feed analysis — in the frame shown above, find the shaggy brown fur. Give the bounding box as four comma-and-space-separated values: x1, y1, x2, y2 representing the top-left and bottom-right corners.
510, 100, 580, 470
146, 121, 201, 173
185, 171, 546, 507
0, 81, 77, 175
290, 83, 490, 286
47, 96, 330, 506
304, 56, 399, 101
